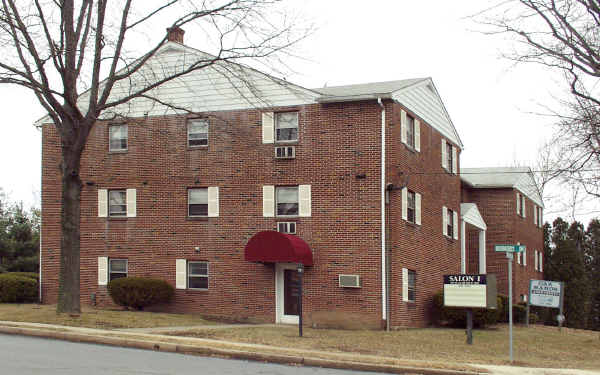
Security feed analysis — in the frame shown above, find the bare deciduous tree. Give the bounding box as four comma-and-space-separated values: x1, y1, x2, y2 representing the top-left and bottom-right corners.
0, 0, 309, 314
480, 0, 600, 201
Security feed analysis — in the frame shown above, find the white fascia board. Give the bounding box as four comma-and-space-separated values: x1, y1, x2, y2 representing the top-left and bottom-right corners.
460, 203, 487, 230
316, 93, 392, 103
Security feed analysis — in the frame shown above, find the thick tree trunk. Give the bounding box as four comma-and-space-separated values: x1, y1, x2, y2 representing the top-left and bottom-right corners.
56, 148, 83, 314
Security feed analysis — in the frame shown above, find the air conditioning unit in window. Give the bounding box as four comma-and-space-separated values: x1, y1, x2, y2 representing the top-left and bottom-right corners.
277, 221, 296, 234
339, 274, 361, 288
275, 146, 295, 159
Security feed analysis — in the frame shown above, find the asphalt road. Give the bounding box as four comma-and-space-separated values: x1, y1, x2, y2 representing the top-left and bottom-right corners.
0, 334, 389, 375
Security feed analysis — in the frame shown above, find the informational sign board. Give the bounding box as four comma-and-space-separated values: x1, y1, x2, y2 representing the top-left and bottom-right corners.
529, 280, 562, 308
443, 274, 497, 309
494, 244, 525, 253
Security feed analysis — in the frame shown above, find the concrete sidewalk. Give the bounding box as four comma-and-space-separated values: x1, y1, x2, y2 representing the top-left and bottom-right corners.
0, 321, 596, 375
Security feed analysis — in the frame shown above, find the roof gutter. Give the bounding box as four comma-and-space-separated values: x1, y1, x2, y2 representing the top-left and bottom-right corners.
377, 97, 389, 331
317, 93, 392, 103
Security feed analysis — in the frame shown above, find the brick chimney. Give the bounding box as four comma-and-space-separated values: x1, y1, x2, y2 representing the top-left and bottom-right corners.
166, 26, 185, 44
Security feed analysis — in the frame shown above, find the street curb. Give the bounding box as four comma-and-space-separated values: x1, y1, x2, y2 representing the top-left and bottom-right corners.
0, 325, 486, 375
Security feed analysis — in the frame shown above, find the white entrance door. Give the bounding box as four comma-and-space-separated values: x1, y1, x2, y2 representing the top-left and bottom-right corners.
275, 263, 300, 324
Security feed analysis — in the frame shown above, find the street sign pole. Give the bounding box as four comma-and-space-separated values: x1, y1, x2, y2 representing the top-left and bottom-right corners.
526, 280, 531, 328
466, 309, 473, 345
507, 252, 513, 363
297, 263, 304, 337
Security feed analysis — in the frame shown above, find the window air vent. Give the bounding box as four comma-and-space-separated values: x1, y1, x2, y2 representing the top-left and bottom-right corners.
275, 146, 295, 159
277, 221, 296, 234
339, 274, 361, 288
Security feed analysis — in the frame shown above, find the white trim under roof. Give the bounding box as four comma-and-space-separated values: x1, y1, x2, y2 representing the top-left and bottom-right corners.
460, 203, 487, 230
461, 167, 544, 207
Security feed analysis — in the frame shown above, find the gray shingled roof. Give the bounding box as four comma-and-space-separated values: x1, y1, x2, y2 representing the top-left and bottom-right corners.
461, 167, 543, 206
312, 78, 427, 99
461, 167, 529, 187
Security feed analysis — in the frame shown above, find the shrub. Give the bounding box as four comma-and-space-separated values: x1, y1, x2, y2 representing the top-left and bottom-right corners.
108, 277, 174, 310
0, 274, 38, 303
432, 290, 503, 328
8, 272, 39, 282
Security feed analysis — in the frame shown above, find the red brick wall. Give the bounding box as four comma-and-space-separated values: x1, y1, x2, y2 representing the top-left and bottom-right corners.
461, 186, 544, 302
386, 102, 462, 327
41, 99, 463, 327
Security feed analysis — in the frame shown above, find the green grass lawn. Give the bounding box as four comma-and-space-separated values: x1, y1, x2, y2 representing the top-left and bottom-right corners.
176, 324, 600, 370
0, 304, 214, 329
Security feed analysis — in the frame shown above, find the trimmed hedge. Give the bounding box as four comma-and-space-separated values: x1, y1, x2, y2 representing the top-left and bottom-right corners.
432, 290, 503, 328
107, 277, 174, 310
8, 272, 39, 282
0, 273, 38, 303
498, 295, 538, 324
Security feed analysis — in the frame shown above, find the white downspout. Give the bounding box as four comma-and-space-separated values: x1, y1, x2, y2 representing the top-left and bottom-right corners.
378, 97, 386, 323
39, 126, 43, 303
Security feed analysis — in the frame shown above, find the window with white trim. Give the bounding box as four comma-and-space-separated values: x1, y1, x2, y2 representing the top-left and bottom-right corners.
188, 261, 209, 289
446, 142, 453, 173
407, 190, 416, 223
108, 190, 127, 217
276, 186, 299, 216
188, 188, 208, 217
188, 119, 208, 147
407, 270, 416, 302
109, 124, 128, 151
447, 208, 454, 237
406, 115, 415, 149
275, 112, 298, 142
109, 259, 128, 282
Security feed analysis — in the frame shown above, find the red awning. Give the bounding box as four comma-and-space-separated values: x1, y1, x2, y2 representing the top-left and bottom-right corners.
244, 230, 313, 266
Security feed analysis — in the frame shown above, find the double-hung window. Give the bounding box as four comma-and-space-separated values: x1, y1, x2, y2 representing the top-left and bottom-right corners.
447, 208, 454, 237
109, 259, 127, 281
275, 112, 298, 142
446, 142, 453, 172
188, 119, 208, 147
407, 270, 416, 302
276, 186, 299, 216
109, 124, 128, 151
188, 261, 209, 289
407, 190, 416, 223
188, 188, 208, 217
406, 115, 415, 149
108, 190, 127, 217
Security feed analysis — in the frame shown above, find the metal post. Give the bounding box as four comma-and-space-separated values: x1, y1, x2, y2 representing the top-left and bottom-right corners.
526, 279, 531, 328
466, 309, 473, 345
559, 281, 565, 332
297, 263, 304, 337
508, 253, 513, 363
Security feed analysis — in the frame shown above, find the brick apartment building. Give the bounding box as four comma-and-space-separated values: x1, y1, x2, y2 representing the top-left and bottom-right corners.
461, 167, 545, 302
40, 28, 543, 328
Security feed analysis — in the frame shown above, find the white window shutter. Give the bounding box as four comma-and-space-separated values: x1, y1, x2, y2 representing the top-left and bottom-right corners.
539, 208, 543, 227
523, 248, 527, 266
126, 188, 136, 217
400, 110, 407, 144
415, 193, 422, 226
523, 198, 526, 218
401, 188, 408, 221
517, 252, 521, 264
262, 112, 274, 144
98, 189, 108, 217
208, 186, 219, 217
452, 146, 458, 174
442, 206, 448, 236
441, 140, 447, 170
98, 257, 108, 286
414, 119, 421, 152
516, 193, 520, 214
263, 185, 275, 217
453, 210, 459, 240
299, 185, 312, 217
539, 252, 543, 272
534, 205, 537, 224
402, 268, 409, 302
535, 250, 538, 271
176, 259, 187, 289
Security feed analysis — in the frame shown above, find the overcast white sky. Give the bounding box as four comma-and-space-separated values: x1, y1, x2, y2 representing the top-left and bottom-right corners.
0, 1, 595, 223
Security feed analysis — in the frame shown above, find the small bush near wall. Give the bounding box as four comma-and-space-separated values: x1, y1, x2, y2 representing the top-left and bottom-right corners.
108, 277, 174, 310
7, 272, 39, 282
498, 295, 538, 324
0, 274, 38, 303
432, 290, 503, 328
